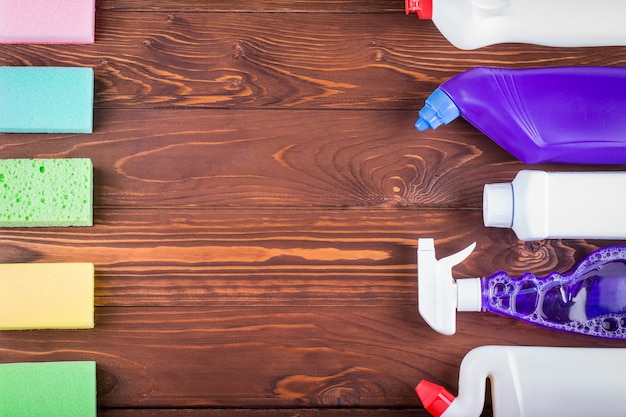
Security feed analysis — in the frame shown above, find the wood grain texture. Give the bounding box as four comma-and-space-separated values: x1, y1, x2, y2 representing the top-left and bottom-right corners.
1, 12, 625, 110
100, 411, 434, 417
97, 0, 405, 12
1, 108, 613, 209
0, 108, 516, 208
1, 306, 622, 409
0, 1, 625, 416
0, 208, 617, 307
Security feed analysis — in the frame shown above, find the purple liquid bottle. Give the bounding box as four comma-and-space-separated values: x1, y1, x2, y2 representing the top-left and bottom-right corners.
418, 238, 626, 339
415, 66, 626, 164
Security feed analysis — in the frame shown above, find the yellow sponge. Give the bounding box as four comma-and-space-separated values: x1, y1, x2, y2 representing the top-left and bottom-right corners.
0, 263, 94, 329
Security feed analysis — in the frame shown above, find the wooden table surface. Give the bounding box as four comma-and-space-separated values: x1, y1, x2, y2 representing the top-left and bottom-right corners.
2, 1, 626, 416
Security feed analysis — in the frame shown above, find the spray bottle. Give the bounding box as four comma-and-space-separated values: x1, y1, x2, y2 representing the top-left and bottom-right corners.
405, 0, 626, 50
416, 345, 626, 417
414, 66, 626, 164
417, 238, 626, 339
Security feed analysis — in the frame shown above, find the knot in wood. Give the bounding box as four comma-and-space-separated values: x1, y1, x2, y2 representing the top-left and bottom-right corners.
318, 386, 361, 406
524, 241, 543, 253
232, 42, 246, 59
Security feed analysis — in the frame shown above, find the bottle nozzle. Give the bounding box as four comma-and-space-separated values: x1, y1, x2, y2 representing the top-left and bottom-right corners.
415, 88, 460, 132
418, 239, 481, 335
415, 116, 432, 132
416, 380, 455, 417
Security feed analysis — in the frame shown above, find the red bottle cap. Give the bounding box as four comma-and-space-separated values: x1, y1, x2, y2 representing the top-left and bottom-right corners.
415, 380, 455, 417
405, 0, 433, 19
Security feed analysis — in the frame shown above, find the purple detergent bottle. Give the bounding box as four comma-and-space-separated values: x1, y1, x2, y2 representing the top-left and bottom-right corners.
418, 238, 626, 339
415, 66, 626, 164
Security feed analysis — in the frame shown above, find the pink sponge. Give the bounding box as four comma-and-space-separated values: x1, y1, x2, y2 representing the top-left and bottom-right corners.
0, 0, 95, 44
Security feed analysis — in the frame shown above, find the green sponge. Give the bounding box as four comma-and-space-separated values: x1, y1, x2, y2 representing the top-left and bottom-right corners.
0, 361, 96, 416
0, 158, 93, 227
0, 66, 93, 133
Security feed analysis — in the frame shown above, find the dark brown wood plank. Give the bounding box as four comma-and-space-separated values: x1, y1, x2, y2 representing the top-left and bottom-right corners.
100, 410, 436, 417
84, 11, 626, 110
3, 109, 615, 209
97, 0, 404, 12
0, 207, 619, 307
1, 12, 625, 110
0, 207, 480, 307
0, 306, 451, 409
1, 306, 620, 410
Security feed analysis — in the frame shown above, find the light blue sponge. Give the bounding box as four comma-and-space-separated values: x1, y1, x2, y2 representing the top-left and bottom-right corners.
0, 67, 93, 133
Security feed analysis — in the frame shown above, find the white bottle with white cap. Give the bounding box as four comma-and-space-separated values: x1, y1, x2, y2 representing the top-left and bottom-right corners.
483, 170, 626, 241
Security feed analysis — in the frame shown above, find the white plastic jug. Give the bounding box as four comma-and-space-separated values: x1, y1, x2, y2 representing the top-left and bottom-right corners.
406, 0, 626, 49
416, 345, 626, 417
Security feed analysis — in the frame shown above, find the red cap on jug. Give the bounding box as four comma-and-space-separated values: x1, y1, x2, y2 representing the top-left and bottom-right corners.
405, 0, 433, 19
415, 380, 455, 417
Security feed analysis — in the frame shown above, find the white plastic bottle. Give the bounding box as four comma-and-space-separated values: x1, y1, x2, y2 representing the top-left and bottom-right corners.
416, 345, 626, 417
405, 0, 626, 50
483, 170, 626, 241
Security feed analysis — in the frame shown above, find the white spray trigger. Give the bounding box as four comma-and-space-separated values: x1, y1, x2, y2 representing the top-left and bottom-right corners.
418, 238, 478, 335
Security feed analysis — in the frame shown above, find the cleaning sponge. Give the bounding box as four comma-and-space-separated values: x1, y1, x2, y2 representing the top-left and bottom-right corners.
0, 0, 95, 44
0, 158, 93, 227
0, 262, 94, 329
0, 361, 97, 416
0, 66, 94, 133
